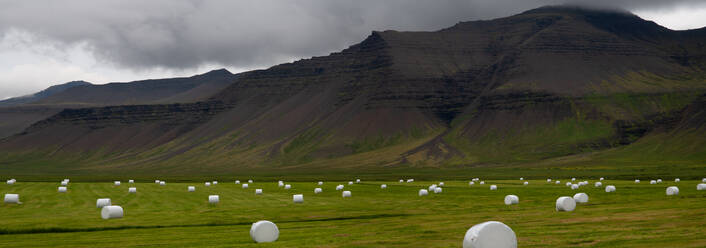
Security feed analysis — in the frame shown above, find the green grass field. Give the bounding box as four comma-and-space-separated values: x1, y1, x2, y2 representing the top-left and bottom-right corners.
1, 179, 705, 247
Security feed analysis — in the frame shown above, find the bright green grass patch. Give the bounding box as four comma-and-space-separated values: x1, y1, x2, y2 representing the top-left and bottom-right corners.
0, 180, 704, 247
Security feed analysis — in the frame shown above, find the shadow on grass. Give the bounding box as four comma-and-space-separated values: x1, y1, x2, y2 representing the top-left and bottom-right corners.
0, 213, 412, 235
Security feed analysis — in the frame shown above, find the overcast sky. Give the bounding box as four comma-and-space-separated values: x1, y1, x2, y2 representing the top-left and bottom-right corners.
1, 0, 705, 100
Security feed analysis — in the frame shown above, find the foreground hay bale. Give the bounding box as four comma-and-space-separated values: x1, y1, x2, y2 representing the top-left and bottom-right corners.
129, 179, 134, 183
159, 181, 166, 186
605, 185, 616, 192
356, 179, 361, 183
573, 193, 588, 203
6, 179, 15, 185
128, 187, 137, 193
235, 180, 240, 184
594, 182, 602, 187
439, 182, 445, 186
634, 179, 640, 183
480, 181, 485, 185
114, 181, 121, 186
399, 179, 404, 183
565, 182, 572, 187
571, 184, 579, 190
547, 179, 552, 182
407, 179, 414, 183
314, 188, 322, 194
555, 196, 576, 212
205, 182, 211, 187
697, 184, 706, 191
428, 184, 438, 191
96, 198, 111, 208
657, 179, 662, 183
58, 186, 67, 193
255, 189, 263, 195
284, 184, 291, 190
469, 181, 475, 186
188, 186, 195, 192
208, 195, 219, 204
342, 191, 352, 198
419, 189, 429, 196
242, 184, 249, 189
101, 206, 123, 219
4, 194, 20, 204
523, 181, 529, 186
571, 178, 576, 181
666, 186, 679, 196
462, 221, 517, 248
555, 180, 560, 184
600, 177, 604, 181
155, 180, 160, 184
250, 220, 279, 243
490, 185, 497, 190
318, 181, 323, 185
212, 181, 218, 185
348, 181, 353, 185
293, 194, 304, 203
278, 181, 284, 187
434, 187, 443, 194
675, 178, 680, 182
381, 184, 387, 189
336, 185, 344, 191
504, 195, 519, 205
248, 179, 254, 183
650, 180, 656, 185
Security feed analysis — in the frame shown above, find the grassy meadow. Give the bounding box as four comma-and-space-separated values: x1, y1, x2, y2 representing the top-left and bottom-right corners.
1, 178, 705, 247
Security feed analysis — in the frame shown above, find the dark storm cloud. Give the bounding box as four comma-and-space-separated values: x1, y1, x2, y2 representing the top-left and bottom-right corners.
0, 0, 703, 71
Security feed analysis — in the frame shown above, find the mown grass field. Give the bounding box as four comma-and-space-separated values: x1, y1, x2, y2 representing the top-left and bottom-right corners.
1, 179, 705, 247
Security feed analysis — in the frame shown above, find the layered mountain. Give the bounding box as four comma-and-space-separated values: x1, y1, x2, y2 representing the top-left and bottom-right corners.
1, 6, 705, 175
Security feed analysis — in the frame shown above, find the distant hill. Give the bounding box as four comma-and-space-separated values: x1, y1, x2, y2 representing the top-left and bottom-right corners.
0, 81, 92, 107
1, 6, 706, 176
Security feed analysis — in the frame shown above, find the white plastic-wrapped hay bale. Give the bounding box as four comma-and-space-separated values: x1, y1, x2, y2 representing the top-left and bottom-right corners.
159, 181, 166, 186
6, 179, 15, 185
599, 177, 604, 181
428, 184, 438, 191
314, 188, 322, 194
4, 194, 19, 204
248, 179, 254, 183
697, 184, 706, 191
523, 181, 529, 186
60, 181, 68, 186
381, 184, 387, 189
571, 184, 579, 190
212, 181, 218, 185
356, 179, 361, 183
462, 221, 517, 248
242, 184, 249, 189
594, 182, 602, 187
555, 196, 576, 212
342, 191, 351, 198
703, 178, 706, 183
657, 179, 662, 183
58, 186, 67, 193
407, 179, 414, 183
519, 177, 523, 181
255, 189, 263, 195
348, 181, 353, 185
205, 182, 211, 187
114, 181, 121, 186
284, 184, 291, 190
96, 198, 111, 208
547, 179, 552, 182
504, 195, 519, 205
555, 180, 560, 184
434, 187, 443, 194
293, 194, 304, 203
250, 220, 279, 243
571, 178, 576, 181
128, 187, 137, 193
188, 186, 195, 192
128, 179, 134, 183
650, 180, 656, 184
235, 180, 240, 184
101, 206, 123, 220
63, 179, 69, 183
318, 181, 323, 185
439, 182, 445, 186
675, 178, 680, 182
490, 185, 497, 190
278, 181, 284, 187
399, 179, 404, 183
573, 193, 588, 203
565, 182, 572, 187
469, 181, 475, 186
419, 189, 428, 196
480, 181, 485, 185
155, 180, 160, 184
634, 179, 640, 183
336, 185, 344, 191
666, 186, 679, 196
605, 185, 616, 192
208, 195, 219, 204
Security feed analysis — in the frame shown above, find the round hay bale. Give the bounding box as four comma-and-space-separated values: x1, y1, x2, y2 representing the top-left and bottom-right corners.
657, 179, 662, 183
3, 194, 19, 204
205, 182, 211, 187
58, 186, 67, 193
490, 185, 497, 190
428, 184, 438, 191
63, 179, 70, 182
235, 180, 240, 184
212, 181, 218, 185
128, 187, 136, 193
155, 180, 160, 184
666, 186, 679, 196
462, 221, 517, 248
565, 182, 572, 187
96, 198, 111, 208
675, 178, 680, 182
348, 181, 353, 185
594, 182, 602, 187
523, 181, 529, 186
399, 179, 404, 183
101, 206, 123, 220
342, 191, 352, 197
314, 188, 322, 194
419, 189, 428, 196
114, 181, 121, 186
571, 184, 579, 190
599, 177, 604, 181
702, 178, 706, 183
605, 185, 616, 192
356, 179, 361, 183
434, 187, 443, 194
250, 220, 279, 243
573, 193, 588, 203
248, 179, 254, 183
697, 183, 706, 191
255, 189, 263, 195
480, 181, 485, 185
469, 181, 475, 186
439, 182, 445, 187
278, 181, 284, 187
381, 184, 387, 189
242, 184, 249, 189
571, 178, 576, 181
519, 177, 523, 181
293, 194, 304, 203
159, 181, 166, 186
407, 179, 414, 183
547, 179, 552, 182
336, 185, 344, 191
504, 195, 519, 205
60, 181, 68, 186
6, 179, 14, 185
208, 195, 219, 204
284, 184, 291, 190
318, 181, 323, 185
650, 180, 656, 184
128, 179, 134, 183
555, 196, 576, 212
188, 186, 195, 192
555, 180, 560, 184
634, 179, 640, 183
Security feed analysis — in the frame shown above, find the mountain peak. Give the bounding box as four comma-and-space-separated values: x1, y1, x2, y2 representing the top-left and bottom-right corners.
201, 68, 232, 77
